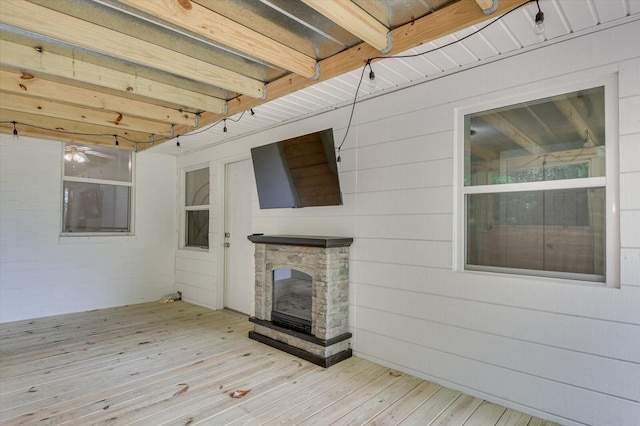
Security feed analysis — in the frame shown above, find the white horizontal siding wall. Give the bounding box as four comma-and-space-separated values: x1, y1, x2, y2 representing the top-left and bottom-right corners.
176, 20, 640, 425
345, 20, 640, 425
0, 136, 177, 322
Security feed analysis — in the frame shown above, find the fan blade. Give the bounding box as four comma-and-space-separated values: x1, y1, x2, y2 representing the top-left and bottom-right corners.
85, 150, 116, 159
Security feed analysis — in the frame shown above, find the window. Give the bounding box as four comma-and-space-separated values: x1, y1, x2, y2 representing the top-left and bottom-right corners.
459, 77, 618, 285
62, 143, 133, 234
184, 167, 209, 248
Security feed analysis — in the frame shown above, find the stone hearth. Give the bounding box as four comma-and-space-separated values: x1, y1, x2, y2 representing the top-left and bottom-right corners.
247, 235, 353, 367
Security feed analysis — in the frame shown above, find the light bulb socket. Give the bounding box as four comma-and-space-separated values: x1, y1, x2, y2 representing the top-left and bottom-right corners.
535, 10, 544, 26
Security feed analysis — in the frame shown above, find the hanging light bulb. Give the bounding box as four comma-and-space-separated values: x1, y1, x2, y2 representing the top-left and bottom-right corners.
534, 0, 545, 35
12, 121, 19, 139
176, 136, 181, 148
223, 119, 228, 134
367, 60, 377, 89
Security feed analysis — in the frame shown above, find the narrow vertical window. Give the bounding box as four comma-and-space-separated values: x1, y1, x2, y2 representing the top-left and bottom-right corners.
184, 167, 209, 248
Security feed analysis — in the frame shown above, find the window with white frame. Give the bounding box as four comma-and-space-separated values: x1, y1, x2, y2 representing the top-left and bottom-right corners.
62, 143, 133, 234
184, 167, 209, 249
459, 76, 618, 285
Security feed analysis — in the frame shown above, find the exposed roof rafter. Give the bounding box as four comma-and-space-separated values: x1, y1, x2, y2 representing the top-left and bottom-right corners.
0, 0, 265, 99
0, 69, 197, 126
0, 39, 226, 114
302, 0, 391, 53
117, 0, 319, 80
2, 91, 174, 136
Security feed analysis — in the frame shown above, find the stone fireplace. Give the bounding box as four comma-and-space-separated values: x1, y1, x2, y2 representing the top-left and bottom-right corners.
247, 235, 353, 367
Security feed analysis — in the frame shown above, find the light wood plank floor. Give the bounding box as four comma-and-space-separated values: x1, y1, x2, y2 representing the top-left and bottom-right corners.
0, 302, 558, 425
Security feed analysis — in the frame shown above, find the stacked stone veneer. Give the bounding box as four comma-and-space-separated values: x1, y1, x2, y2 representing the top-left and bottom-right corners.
248, 235, 352, 366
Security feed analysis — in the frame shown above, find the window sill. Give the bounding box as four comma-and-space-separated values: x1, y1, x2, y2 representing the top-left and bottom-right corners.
459, 267, 616, 289
59, 234, 135, 244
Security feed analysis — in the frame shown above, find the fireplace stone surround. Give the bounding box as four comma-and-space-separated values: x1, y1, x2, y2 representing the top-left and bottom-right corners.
247, 235, 353, 367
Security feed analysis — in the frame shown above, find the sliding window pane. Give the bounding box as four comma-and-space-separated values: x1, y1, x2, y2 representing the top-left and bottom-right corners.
185, 168, 209, 206
464, 87, 605, 187
466, 188, 605, 279
63, 182, 131, 232
186, 210, 209, 248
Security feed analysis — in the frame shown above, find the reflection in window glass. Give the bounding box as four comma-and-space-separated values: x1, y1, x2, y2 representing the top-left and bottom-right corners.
185, 168, 209, 206
64, 144, 132, 182
465, 87, 605, 187
63, 182, 131, 233
466, 188, 605, 280
186, 210, 209, 248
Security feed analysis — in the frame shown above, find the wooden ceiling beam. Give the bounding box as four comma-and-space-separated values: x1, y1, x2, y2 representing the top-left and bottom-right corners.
0, 39, 225, 114
1, 92, 174, 136
554, 97, 601, 146
0, 0, 265, 99
0, 109, 153, 149
302, 0, 391, 52
0, 70, 196, 126
118, 0, 318, 80
480, 113, 546, 155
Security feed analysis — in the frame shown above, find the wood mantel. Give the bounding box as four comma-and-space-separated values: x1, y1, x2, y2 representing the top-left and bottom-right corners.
247, 234, 353, 248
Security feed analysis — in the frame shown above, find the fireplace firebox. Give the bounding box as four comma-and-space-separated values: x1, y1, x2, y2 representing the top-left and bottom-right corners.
247, 235, 353, 367
271, 269, 312, 334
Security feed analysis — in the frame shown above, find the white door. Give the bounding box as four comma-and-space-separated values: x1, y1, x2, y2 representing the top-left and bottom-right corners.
224, 159, 255, 315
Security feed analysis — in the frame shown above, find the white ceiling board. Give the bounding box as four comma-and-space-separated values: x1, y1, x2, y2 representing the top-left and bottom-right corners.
456, 26, 501, 60
412, 42, 459, 71
392, 50, 444, 76
431, 34, 480, 66
477, 20, 523, 54
593, 0, 630, 23
559, 0, 600, 31
375, 60, 423, 87
302, 85, 349, 104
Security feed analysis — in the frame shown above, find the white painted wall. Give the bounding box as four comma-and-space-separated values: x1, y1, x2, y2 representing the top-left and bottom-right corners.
175, 21, 640, 425
0, 136, 177, 322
